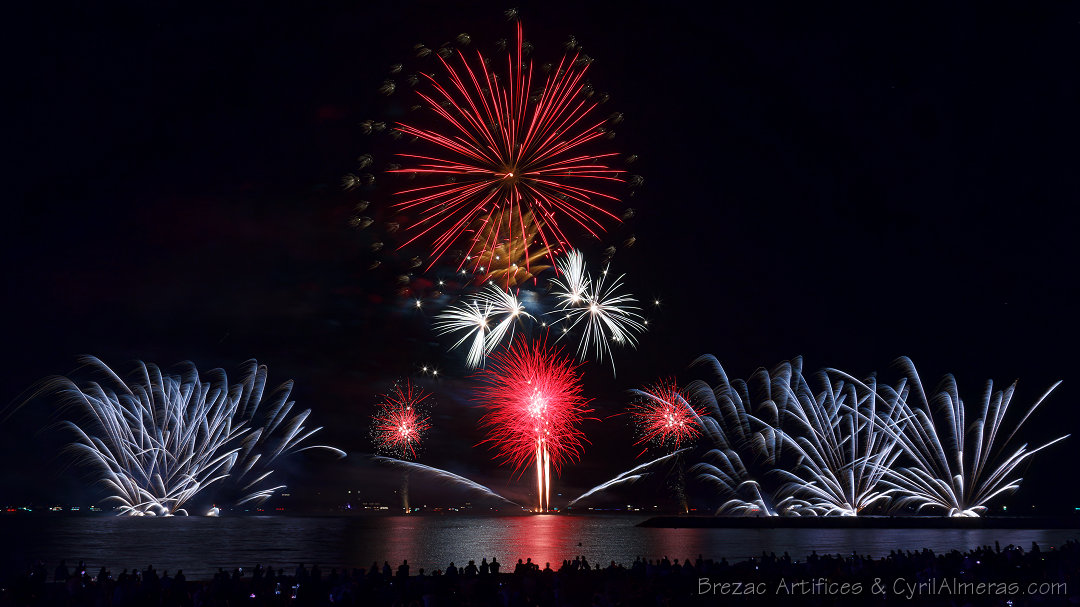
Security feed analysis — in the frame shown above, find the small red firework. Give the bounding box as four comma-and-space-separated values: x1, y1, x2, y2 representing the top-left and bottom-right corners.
474, 336, 591, 511
371, 380, 432, 459
630, 378, 703, 455
392, 21, 623, 271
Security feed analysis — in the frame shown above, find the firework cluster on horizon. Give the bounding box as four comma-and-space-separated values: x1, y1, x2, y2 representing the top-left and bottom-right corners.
34, 357, 345, 516
580, 356, 1067, 518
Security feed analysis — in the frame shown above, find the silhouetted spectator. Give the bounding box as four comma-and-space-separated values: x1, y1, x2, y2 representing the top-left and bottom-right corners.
54, 560, 68, 583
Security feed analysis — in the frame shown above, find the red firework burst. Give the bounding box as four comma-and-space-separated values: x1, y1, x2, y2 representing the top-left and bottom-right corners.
392, 22, 623, 271
474, 336, 590, 511
371, 380, 432, 459
630, 378, 703, 455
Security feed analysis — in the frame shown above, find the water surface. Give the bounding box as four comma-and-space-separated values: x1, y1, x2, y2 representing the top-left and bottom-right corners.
3, 515, 1076, 580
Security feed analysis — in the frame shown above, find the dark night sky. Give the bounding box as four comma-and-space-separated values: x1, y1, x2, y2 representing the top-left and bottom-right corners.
2, 1, 1078, 510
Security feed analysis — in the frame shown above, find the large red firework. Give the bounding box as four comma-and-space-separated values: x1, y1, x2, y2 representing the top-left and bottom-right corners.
474, 336, 591, 511
392, 22, 623, 271
371, 380, 432, 459
629, 378, 703, 456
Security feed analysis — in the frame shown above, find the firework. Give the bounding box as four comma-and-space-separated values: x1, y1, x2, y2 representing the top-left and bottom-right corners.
434, 282, 532, 368
390, 22, 624, 269
836, 358, 1069, 517
433, 298, 491, 368
573, 354, 1065, 517
468, 209, 553, 287
569, 449, 689, 506
369, 382, 433, 514
771, 364, 907, 516
628, 378, 703, 455
686, 357, 797, 516
475, 282, 532, 350
550, 250, 645, 373
370, 380, 432, 460
371, 456, 519, 506
687, 356, 1069, 517
40, 357, 344, 516
474, 337, 591, 511
549, 249, 590, 308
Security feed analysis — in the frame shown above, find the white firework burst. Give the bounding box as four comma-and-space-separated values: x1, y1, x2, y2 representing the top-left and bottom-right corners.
550, 249, 590, 307
772, 364, 907, 516
39, 357, 345, 516
550, 250, 645, 373
843, 358, 1069, 517
433, 299, 492, 368
434, 283, 532, 368
475, 282, 532, 350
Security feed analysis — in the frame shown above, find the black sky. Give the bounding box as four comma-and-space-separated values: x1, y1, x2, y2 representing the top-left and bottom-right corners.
3, 1, 1078, 510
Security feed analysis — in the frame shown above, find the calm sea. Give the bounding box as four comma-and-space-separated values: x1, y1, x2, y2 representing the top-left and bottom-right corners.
2, 515, 1077, 580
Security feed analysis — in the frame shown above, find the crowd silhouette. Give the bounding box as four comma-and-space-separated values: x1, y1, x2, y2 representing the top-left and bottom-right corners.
2, 540, 1077, 606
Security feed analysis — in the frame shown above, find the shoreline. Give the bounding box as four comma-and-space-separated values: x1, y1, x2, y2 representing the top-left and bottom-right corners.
637, 515, 1080, 528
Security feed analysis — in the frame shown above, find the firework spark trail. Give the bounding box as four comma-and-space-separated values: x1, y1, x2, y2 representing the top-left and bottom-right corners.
42, 357, 344, 516
770, 361, 907, 516
474, 337, 590, 511
370, 380, 432, 460
434, 283, 532, 368
391, 22, 624, 270
831, 358, 1068, 517
550, 251, 645, 374
628, 379, 703, 457
568, 449, 689, 506
370, 456, 520, 506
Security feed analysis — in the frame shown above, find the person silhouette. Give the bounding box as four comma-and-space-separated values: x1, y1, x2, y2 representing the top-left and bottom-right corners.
54, 560, 69, 582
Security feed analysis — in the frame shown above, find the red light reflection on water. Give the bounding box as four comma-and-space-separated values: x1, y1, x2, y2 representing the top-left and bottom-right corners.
639, 528, 710, 563
489, 514, 571, 569
353, 517, 424, 571
488, 516, 709, 569
345, 515, 716, 574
